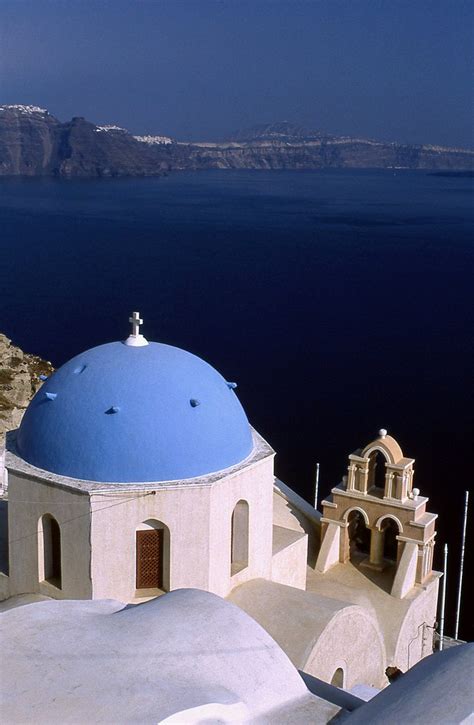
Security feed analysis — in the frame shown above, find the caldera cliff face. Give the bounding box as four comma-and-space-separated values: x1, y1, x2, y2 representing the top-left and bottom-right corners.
1, 107, 472, 177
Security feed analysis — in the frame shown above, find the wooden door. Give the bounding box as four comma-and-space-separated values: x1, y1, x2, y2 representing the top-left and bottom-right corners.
136, 529, 163, 589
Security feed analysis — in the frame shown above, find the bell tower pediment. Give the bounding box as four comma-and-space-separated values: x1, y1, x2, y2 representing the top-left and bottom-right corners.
361, 431, 404, 466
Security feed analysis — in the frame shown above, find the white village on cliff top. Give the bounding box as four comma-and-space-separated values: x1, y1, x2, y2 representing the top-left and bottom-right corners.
0, 314, 472, 723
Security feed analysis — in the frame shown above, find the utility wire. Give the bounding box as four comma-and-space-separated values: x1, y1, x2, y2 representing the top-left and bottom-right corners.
5, 491, 156, 548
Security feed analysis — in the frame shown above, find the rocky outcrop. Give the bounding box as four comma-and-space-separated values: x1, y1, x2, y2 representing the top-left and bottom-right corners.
0, 107, 170, 178
1, 106, 472, 176
51, 117, 170, 177
0, 334, 54, 441
0, 105, 59, 175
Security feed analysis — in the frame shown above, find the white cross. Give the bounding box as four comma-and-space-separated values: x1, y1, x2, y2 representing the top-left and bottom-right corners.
124, 311, 148, 346
129, 311, 143, 337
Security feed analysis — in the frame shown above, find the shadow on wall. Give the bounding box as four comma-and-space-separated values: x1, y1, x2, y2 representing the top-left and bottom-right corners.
283, 499, 320, 568
0, 501, 8, 575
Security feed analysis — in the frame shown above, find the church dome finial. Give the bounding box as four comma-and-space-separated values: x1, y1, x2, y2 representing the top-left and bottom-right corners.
124, 311, 148, 347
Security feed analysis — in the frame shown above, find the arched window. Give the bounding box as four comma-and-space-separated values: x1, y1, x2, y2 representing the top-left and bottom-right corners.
0, 500, 8, 576
368, 451, 387, 490
135, 520, 170, 591
39, 514, 61, 588
331, 668, 344, 688
231, 500, 249, 575
347, 510, 370, 560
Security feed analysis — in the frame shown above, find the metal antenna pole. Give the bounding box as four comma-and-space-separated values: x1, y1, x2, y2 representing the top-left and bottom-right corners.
439, 543, 448, 651
314, 462, 320, 511
454, 490, 469, 641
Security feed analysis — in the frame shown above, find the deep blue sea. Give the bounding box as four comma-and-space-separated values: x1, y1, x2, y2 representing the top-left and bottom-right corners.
1, 169, 473, 637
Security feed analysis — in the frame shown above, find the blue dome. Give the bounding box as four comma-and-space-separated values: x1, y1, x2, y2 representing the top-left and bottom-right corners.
17, 341, 253, 483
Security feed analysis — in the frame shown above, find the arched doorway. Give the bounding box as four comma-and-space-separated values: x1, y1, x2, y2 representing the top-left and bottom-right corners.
368, 451, 387, 490
231, 500, 249, 575
381, 518, 400, 562
39, 514, 61, 588
347, 510, 370, 561
330, 667, 344, 688
135, 520, 170, 591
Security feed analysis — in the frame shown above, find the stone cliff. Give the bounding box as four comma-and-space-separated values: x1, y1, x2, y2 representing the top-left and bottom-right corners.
0, 105, 58, 175
180, 138, 474, 171
0, 334, 53, 442
0, 106, 171, 177
1, 106, 472, 177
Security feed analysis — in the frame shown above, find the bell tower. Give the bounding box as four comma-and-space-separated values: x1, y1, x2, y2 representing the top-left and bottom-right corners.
316, 430, 437, 598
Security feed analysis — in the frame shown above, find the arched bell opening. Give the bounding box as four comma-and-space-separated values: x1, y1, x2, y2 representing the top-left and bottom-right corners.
368, 450, 387, 491
347, 510, 370, 561
381, 518, 400, 563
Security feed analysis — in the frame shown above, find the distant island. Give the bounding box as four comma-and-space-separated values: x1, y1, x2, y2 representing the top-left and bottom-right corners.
1, 105, 473, 178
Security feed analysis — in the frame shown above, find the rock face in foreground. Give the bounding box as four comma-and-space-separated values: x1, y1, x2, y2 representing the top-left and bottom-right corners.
0, 334, 54, 442
1, 107, 473, 176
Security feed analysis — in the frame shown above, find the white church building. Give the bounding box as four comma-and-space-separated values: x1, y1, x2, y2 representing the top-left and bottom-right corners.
1, 313, 463, 723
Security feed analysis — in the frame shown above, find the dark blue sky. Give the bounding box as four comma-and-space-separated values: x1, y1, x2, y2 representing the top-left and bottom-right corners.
1, 0, 472, 146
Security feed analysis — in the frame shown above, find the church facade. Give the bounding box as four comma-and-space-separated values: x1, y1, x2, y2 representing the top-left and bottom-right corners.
0, 314, 440, 692
6, 428, 291, 601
